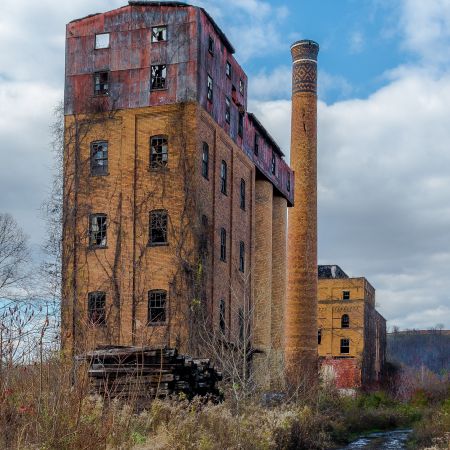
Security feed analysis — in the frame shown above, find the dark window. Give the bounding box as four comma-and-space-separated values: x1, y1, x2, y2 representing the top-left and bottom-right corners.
150, 135, 168, 169
238, 308, 244, 342
318, 329, 322, 345
152, 26, 167, 42
88, 292, 106, 325
90, 141, 108, 175
239, 241, 245, 272
271, 152, 276, 175
343, 291, 350, 300
208, 35, 214, 54
238, 112, 244, 137
94, 71, 109, 95
287, 174, 291, 192
89, 214, 107, 247
219, 299, 225, 333
340, 338, 350, 354
226, 61, 232, 78
254, 133, 259, 156
240, 179, 246, 210
220, 228, 226, 261
202, 142, 209, 179
151, 65, 167, 90
341, 314, 350, 328
95, 33, 110, 49
225, 97, 231, 124
148, 290, 167, 324
149, 210, 168, 245
239, 78, 244, 95
220, 160, 227, 194
207, 75, 213, 101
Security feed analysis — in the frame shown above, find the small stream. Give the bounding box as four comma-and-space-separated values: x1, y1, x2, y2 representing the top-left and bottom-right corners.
337, 429, 413, 449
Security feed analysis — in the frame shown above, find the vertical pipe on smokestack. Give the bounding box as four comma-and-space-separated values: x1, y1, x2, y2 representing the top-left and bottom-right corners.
286, 40, 319, 387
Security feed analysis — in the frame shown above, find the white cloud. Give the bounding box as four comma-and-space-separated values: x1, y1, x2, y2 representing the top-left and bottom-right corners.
349, 31, 365, 54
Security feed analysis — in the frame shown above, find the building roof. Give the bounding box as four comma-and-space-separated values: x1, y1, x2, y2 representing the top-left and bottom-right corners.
318, 265, 349, 279
247, 113, 285, 157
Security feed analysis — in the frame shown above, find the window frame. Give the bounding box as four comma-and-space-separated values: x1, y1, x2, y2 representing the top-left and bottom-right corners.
207, 74, 213, 102
225, 96, 231, 124
93, 71, 110, 96
220, 160, 227, 195
151, 25, 167, 43
88, 291, 107, 326
239, 241, 245, 272
226, 61, 232, 78
220, 228, 227, 262
95, 33, 110, 50
240, 179, 246, 210
90, 140, 109, 176
239, 78, 245, 95
151, 64, 167, 90
89, 213, 107, 248
343, 290, 351, 300
340, 338, 350, 354
150, 135, 169, 169
341, 314, 350, 328
202, 142, 209, 179
149, 209, 168, 246
148, 290, 167, 325
238, 111, 244, 137
219, 299, 226, 333
208, 35, 214, 54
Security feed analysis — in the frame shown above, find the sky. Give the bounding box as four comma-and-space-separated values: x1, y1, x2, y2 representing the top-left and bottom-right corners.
1, 0, 450, 330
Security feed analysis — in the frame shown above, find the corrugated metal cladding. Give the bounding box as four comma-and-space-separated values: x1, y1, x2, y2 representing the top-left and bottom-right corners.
65, 3, 294, 204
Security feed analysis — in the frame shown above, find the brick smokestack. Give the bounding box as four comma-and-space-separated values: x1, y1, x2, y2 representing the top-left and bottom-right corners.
286, 40, 319, 386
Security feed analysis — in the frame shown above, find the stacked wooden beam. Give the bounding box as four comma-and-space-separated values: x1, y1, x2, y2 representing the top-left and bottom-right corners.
78, 346, 222, 402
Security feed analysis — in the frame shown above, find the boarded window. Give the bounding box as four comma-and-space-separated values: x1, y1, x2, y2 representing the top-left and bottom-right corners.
94, 71, 109, 95
225, 97, 231, 124
220, 160, 227, 194
90, 141, 108, 175
202, 142, 209, 179
220, 228, 226, 261
151, 65, 167, 90
340, 338, 350, 354
341, 314, 350, 328
254, 133, 259, 156
240, 179, 246, 210
89, 214, 107, 247
219, 299, 225, 333
149, 210, 168, 245
148, 290, 167, 324
150, 135, 168, 169
95, 33, 110, 49
239, 241, 245, 272
152, 26, 167, 42
343, 291, 350, 300
226, 61, 232, 78
238, 112, 244, 137
207, 75, 213, 101
88, 292, 106, 325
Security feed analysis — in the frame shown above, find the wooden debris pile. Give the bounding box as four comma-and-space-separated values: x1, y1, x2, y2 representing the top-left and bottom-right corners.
78, 346, 222, 401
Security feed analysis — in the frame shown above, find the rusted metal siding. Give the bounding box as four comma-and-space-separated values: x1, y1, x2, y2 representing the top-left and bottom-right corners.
64, 2, 294, 205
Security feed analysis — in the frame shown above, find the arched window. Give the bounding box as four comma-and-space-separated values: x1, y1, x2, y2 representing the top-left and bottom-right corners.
150, 135, 168, 168
341, 314, 350, 328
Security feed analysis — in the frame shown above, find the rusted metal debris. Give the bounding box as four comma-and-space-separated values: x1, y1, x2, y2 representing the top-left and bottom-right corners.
78, 346, 223, 402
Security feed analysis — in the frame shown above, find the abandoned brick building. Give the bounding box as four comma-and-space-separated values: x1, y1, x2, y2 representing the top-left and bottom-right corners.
317, 265, 386, 389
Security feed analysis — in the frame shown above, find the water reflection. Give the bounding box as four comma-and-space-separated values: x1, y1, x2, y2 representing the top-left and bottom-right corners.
337, 429, 412, 449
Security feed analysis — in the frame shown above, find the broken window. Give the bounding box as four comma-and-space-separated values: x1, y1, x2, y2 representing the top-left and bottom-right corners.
90, 141, 108, 176
220, 228, 226, 261
95, 33, 110, 49
341, 314, 350, 328
287, 174, 291, 192
208, 35, 214, 54
149, 210, 168, 245
202, 142, 209, 179
239, 78, 244, 95
152, 25, 167, 42
219, 299, 225, 333
254, 133, 259, 156
226, 61, 232, 78
148, 290, 167, 324
238, 307, 244, 342
271, 152, 276, 175
207, 75, 213, 101
94, 71, 109, 95
340, 338, 350, 354
89, 214, 107, 247
150, 135, 168, 169
239, 241, 245, 272
88, 292, 106, 325
225, 97, 231, 124
240, 179, 246, 210
238, 111, 244, 137
220, 160, 227, 194
343, 290, 350, 300
151, 65, 167, 90
318, 329, 322, 345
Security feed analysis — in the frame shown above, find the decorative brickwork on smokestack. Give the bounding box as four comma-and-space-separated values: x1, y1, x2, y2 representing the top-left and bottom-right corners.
286, 40, 319, 387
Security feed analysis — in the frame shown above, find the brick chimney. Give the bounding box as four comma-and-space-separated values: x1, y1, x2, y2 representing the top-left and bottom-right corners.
286, 40, 319, 387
